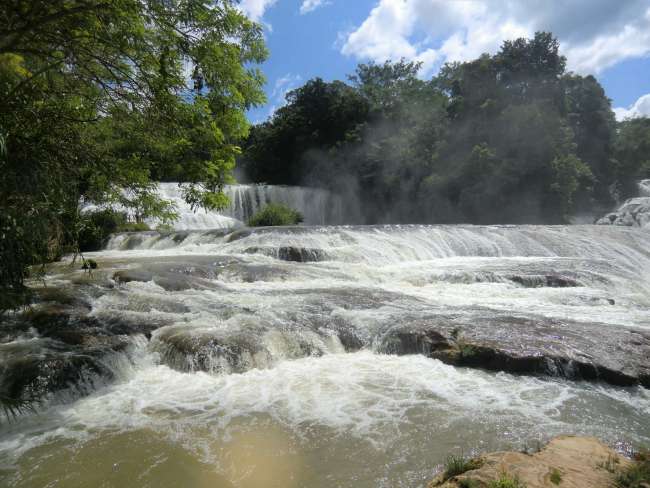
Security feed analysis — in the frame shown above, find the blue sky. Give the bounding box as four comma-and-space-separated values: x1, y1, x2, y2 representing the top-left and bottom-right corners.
241, 0, 650, 123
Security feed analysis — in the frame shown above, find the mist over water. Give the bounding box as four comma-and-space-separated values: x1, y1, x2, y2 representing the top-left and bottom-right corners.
2, 194, 650, 487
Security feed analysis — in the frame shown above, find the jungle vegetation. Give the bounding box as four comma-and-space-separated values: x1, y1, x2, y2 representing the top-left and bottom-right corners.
241, 32, 650, 224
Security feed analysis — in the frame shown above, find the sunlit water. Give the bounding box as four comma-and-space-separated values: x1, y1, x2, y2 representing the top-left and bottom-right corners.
1, 224, 649, 487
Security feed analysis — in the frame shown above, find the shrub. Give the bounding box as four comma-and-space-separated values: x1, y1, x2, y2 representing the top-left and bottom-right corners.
78, 210, 150, 251
442, 455, 483, 481
550, 468, 562, 485
119, 222, 151, 232
616, 449, 650, 488
248, 203, 304, 227
488, 472, 526, 488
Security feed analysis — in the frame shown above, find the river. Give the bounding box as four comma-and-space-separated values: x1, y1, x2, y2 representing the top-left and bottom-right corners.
1, 188, 650, 488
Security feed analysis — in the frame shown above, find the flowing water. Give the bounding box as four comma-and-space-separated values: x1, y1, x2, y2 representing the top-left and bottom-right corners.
81, 183, 346, 229
1, 220, 650, 486
597, 179, 650, 228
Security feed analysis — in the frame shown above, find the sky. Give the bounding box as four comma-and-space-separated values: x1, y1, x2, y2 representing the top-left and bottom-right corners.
238, 0, 650, 124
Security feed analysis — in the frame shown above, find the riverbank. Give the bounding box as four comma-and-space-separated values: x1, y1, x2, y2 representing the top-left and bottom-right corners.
429, 436, 647, 488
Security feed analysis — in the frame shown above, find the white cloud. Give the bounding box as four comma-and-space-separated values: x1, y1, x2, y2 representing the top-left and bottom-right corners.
238, 0, 278, 22
300, 0, 330, 15
614, 94, 650, 121
267, 73, 303, 117
341, 0, 650, 76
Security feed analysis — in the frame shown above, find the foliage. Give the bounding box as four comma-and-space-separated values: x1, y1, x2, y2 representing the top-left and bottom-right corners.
248, 203, 304, 227
0, 0, 267, 310
549, 468, 562, 485
442, 454, 483, 481
616, 449, 650, 488
0, 393, 38, 423
77, 210, 152, 252
598, 454, 621, 473
614, 118, 650, 198
78, 210, 127, 252
487, 472, 526, 488
241, 32, 636, 225
241, 77, 370, 185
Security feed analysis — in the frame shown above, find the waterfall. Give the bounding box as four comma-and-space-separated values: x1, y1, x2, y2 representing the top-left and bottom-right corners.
640, 179, 650, 197
597, 179, 650, 228
156, 183, 344, 229
81, 182, 345, 230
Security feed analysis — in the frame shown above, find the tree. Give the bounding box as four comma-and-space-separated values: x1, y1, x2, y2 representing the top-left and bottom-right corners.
0, 0, 267, 310
563, 74, 617, 206
614, 117, 650, 198
241, 32, 623, 225
241, 78, 369, 184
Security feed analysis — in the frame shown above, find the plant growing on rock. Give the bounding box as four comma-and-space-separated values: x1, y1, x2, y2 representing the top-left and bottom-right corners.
488, 472, 526, 488
549, 467, 562, 484
248, 203, 304, 227
442, 454, 484, 481
616, 449, 650, 488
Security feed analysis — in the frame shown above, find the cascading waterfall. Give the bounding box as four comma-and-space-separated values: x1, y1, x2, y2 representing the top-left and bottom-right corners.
80, 182, 345, 229
93, 182, 346, 229
597, 179, 650, 228
1, 220, 649, 486
640, 179, 650, 197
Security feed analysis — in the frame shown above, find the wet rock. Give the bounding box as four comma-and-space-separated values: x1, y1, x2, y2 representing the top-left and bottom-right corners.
225, 228, 253, 242
0, 299, 157, 408
596, 197, 650, 228
152, 324, 336, 374
31, 286, 92, 309
429, 436, 630, 488
378, 327, 454, 356
243, 246, 328, 262
113, 270, 154, 284
379, 315, 650, 388
507, 274, 581, 288
152, 324, 274, 374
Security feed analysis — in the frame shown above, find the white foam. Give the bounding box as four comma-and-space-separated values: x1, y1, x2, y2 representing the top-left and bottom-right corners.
2, 352, 648, 462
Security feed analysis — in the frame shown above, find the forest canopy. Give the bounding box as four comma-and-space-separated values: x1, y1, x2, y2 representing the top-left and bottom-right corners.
240, 32, 650, 225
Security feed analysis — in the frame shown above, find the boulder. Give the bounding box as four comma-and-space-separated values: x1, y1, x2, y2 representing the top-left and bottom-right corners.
429, 436, 631, 488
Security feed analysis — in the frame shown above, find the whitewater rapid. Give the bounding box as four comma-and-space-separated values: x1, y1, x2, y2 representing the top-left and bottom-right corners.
1, 223, 649, 487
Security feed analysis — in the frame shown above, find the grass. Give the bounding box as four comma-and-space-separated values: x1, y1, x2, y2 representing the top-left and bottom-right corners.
616, 449, 650, 488
487, 472, 526, 488
598, 453, 620, 473
549, 467, 562, 485
442, 454, 483, 481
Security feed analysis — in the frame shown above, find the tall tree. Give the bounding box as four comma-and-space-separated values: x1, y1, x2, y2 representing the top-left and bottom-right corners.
0, 0, 267, 309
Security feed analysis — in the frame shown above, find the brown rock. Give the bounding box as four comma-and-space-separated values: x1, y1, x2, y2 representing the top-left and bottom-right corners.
429, 436, 630, 488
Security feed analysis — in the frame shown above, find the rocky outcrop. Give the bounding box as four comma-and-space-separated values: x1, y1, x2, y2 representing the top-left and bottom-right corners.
429, 436, 631, 488
597, 197, 650, 228
0, 297, 149, 408
378, 315, 650, 388
243, 246, 329, 262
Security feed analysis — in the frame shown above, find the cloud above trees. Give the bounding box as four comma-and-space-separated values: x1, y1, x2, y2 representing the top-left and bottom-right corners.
614, 94, 650, 121
340, 0, 650, 76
